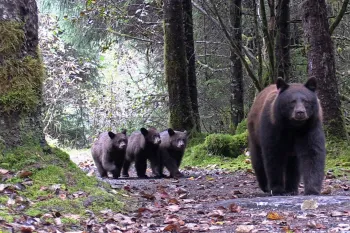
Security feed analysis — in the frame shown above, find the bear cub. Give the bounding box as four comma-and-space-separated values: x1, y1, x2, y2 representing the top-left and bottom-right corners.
122, 127, 162, 178
247, 77, 326, 196
158, 128, 188, 178
91, 130, 128, 179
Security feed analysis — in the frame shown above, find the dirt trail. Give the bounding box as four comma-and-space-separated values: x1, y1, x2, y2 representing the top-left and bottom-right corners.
74, 152, 350, 233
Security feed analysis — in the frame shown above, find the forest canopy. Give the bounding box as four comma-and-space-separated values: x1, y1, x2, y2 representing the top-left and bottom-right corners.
10, 0, 349, 148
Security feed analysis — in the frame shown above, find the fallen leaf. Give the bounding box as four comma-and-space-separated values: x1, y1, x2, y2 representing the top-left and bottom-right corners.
229, 203, 242, 213
235, 225, 255, 233
331, 211, 346, 217
140, 191, 155, 200
267, 211, 284, 220
0, 168, 9, 175
166, 205, 180, 212
18, 171, 33, 178
321, 186, 332, 195
168, 198, 179, 205
163, 224, 180, 232
301, 199, 318, 210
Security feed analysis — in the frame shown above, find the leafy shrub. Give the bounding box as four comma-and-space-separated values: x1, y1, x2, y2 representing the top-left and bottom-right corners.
235, 119, 247, 135
205, 131, 248, 158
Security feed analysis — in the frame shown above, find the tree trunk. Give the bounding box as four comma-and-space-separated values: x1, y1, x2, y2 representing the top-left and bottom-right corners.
275, 0, 290, 81
163, 0, 195, 131
229, 0, 244, 127
301, 0, 348, 140
0, 0, 45, 149
183, 0, 200, 132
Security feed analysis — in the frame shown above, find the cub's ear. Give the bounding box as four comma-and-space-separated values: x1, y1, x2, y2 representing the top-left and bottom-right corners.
121, 129, 127, 135
140, 128, 148, 136
108, 132, 116, 139
168, 128, 175, 136
305, 77, 317, 92
276, 77, 289, 92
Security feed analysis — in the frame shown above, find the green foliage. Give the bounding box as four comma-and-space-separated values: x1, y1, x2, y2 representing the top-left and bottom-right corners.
235, 119, 247, 134
325, 140, 350, 177
205, 131, 248, 158
0, 21, 44, 113
182, 131, 249, 170
0, 145, 125, 218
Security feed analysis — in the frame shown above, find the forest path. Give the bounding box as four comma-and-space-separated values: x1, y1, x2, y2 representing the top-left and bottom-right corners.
72, 151, 350, 233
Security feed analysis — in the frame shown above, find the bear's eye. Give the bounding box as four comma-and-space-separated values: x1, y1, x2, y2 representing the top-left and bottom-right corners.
290, 100, 297, 104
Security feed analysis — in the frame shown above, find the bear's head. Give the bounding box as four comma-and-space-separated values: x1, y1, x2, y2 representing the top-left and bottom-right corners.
167, 128, 188, 151
276, 77, 321, 124
108, 129, 127, 150
141, 127, 161, 146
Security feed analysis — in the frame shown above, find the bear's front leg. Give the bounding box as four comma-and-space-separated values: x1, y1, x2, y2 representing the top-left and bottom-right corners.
262, 147, 288, 196
296, 125, 326, 195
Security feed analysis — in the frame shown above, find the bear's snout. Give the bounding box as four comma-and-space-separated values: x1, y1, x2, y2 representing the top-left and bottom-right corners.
292, 104, 308, 121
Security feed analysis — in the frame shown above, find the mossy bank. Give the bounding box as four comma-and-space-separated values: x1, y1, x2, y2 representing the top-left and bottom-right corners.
0, 145, 130, 229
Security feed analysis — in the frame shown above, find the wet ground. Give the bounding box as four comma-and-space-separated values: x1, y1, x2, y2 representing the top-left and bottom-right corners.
74, 151, 350, 233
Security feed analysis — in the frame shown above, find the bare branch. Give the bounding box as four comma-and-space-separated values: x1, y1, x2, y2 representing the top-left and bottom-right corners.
329, 0, 349, 35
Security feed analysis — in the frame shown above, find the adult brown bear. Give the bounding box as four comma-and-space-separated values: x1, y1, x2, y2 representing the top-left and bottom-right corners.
247, 77, 326, 196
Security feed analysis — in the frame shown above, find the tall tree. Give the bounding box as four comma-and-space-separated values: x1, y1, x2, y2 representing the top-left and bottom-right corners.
301, 0, 348, 140
275, 0, 290, 81
229, 0, 244, 127
163, 0, 195, 131
0, 0, 45, 149
183, 0, 201, 132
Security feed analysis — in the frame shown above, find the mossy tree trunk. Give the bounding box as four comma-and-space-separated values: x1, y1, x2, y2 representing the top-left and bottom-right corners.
0, 0, 45, 149
163, 0, 195, 131
301, 0, 348, 140
275, 0, 290, 82
229, 0, 244, 128
183, 0, 200, 133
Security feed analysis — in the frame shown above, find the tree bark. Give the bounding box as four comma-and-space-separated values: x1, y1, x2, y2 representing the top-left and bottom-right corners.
229, 0, 244, 127
275, 0, 290, 81
301, 0, 348, 140
183, 0, 200, 132
163, 0, 195, 131
0, 0, 45, 149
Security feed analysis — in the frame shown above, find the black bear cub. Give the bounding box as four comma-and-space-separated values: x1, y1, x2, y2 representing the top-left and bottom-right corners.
91, 130, 127, 179
158, 128, 188, 178
122, 127, 162, 178
247, 77, 326, 196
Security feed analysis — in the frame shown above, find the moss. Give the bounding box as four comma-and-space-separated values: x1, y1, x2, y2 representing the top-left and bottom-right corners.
235, 119, 247, 135
205, 132, 248, 158
0, 145, 126, 220
325, 140, 350, 177
182, 143, 250, 171
0, 210, 15, 222
0, 56, 44, 113
0, 21, 25, 56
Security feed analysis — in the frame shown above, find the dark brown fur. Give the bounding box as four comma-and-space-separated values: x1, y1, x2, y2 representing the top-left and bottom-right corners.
122, 128, 162, 178
91, 130, 127, 179
158, 128, 188, 178
247, 77, 326, 195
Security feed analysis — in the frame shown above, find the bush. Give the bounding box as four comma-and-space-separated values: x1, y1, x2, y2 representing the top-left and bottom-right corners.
205, 131, 248, 158
235, 119, 247, 134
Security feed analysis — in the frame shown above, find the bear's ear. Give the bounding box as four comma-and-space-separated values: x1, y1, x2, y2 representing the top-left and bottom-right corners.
108, 132, 116, 139
121, 129, 127, 135
276, 77, 289, 92
304, 77, 317, 92
140, 128, 148, 136
168, 128, 175, 136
